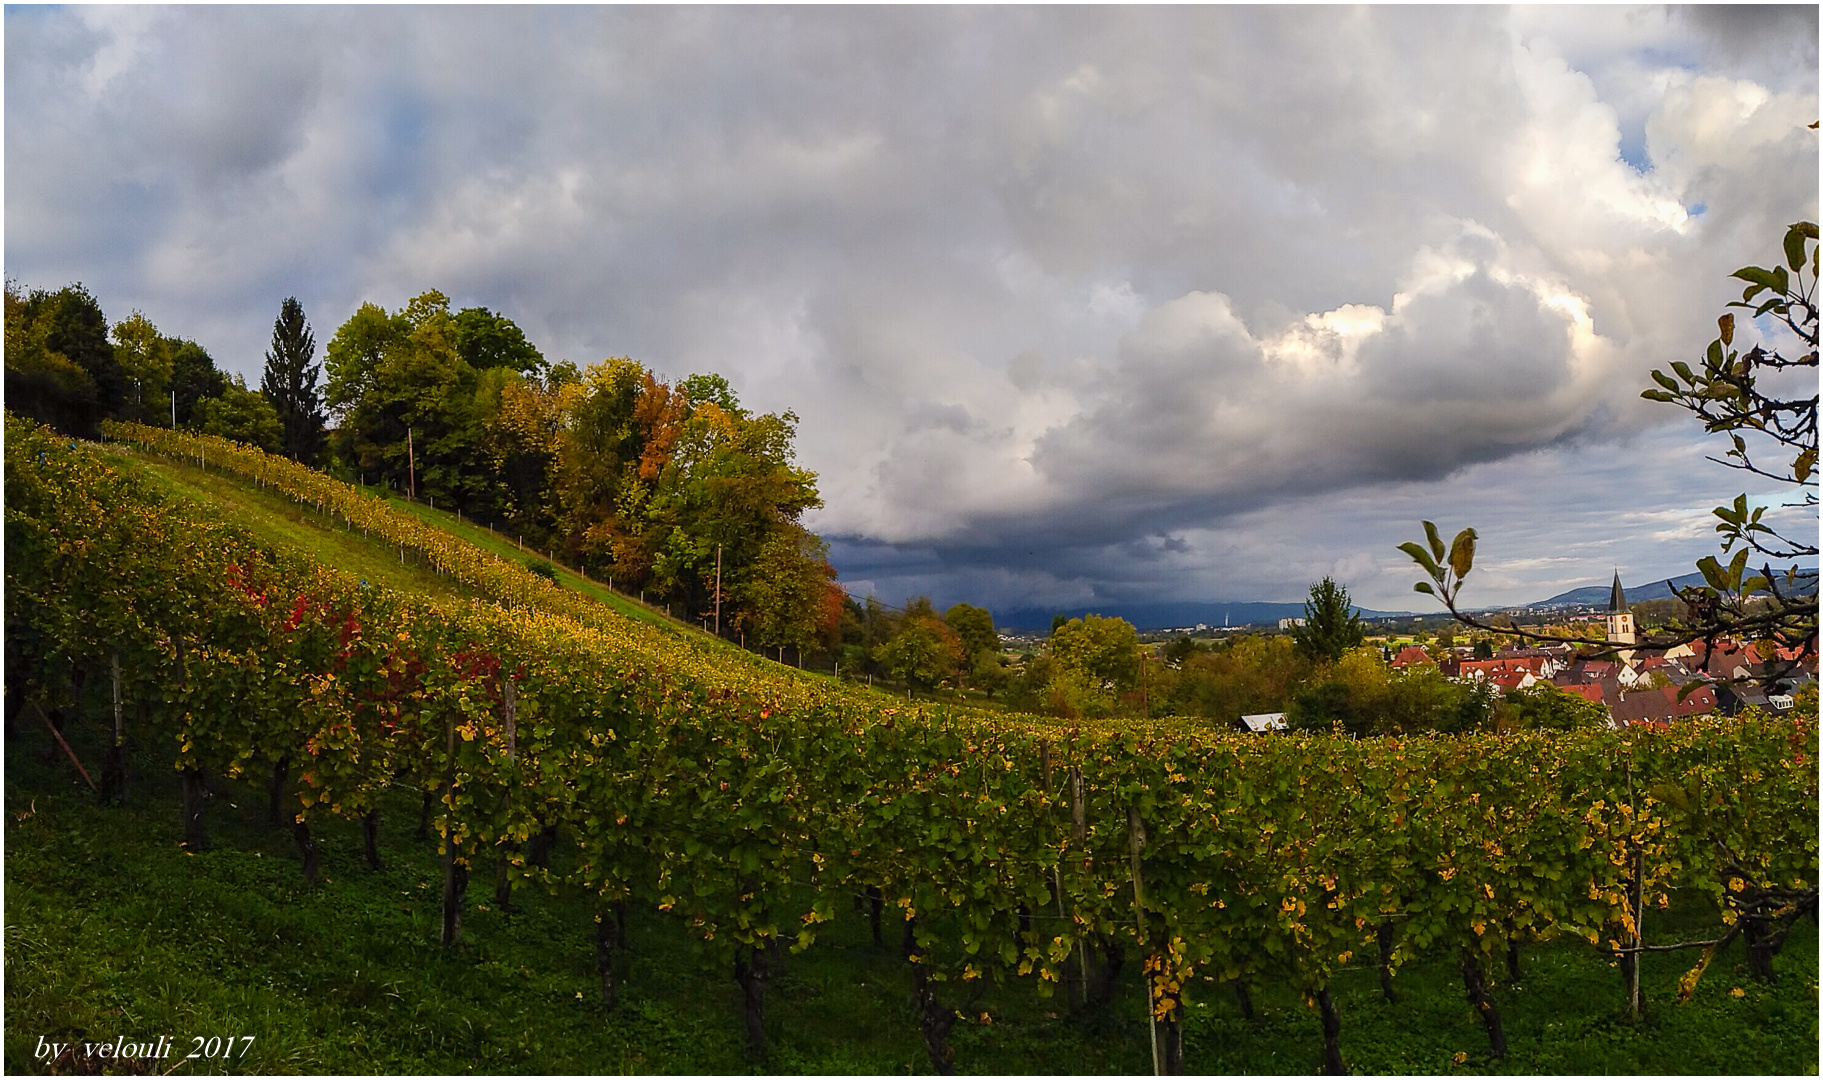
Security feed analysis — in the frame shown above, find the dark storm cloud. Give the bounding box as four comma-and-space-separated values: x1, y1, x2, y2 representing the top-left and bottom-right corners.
6, 6, 1816, 611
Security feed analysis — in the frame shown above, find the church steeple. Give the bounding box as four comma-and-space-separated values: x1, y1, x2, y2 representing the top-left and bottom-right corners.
1606, 569, 1635, 651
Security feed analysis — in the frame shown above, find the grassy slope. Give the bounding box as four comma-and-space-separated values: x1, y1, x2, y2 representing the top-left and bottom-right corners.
91, 447, 481, 605
100, 443, 876, 693
371, 486, 685, 634
7, 445, 1816, 1075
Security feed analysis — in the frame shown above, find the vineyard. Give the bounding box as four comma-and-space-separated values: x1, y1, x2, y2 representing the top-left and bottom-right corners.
7, 415, 1819, 1074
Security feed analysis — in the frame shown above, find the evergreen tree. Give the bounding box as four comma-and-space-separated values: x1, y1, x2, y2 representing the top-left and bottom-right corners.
1291, 576, 1366, 662
260, 296, 325, 463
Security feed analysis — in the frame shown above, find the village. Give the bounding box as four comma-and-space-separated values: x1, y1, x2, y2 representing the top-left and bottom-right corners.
1381, 573, 1812, 727
1227, 573, 1815, 734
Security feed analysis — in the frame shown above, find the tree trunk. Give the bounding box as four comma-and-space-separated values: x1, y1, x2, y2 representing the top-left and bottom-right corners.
1504, 918, 1522, 983
417, 788, 435, 841
267, 756, 290, 827
3, 677, 19, 742
527, 823, 559, 869
867, 885, 884, 947
1158, 1000, 1185, 1074
1461, 953, 1507, 1057
1377, 921, 1398, 1004
1233, 978, 1256, 1021
101, 744, 128, 802
441, 848, 468, 945
494, 849, 516, 911
595, 906, 620, 1011
362, 809, 382, 870
1743, 918, 1778, 981
734, 945, 770, 1058
1089, 934, 1126, 1008
915, 969, 958, 1075
180, 768, 207, 851
293, 819, 321, 886
1316, 987, 1348, 1075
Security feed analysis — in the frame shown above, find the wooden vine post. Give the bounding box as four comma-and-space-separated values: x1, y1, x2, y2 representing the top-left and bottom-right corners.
495, 679, 518, 909
1069, 765, 1089, 1004
440, 713, 467, 945
171, 635, 206, 852
1128, 808, 1162, 1076
1621, 761, 1644, 1018
101, 652, 125, 802
1627, 847, 1646, 1018
1040, 742, 1074, 1006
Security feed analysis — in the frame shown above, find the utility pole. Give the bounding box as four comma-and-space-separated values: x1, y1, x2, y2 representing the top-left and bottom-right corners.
407, 426, 416, 501
171, 390, 177, 429
714, 543, 723, 636
1140, 651, 1150, 719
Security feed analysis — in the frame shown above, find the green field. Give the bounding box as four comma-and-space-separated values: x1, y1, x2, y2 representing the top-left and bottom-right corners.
7, 443, 1816, 1075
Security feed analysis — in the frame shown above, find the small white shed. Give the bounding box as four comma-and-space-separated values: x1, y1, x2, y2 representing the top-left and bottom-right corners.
1238, 712, 1288, 734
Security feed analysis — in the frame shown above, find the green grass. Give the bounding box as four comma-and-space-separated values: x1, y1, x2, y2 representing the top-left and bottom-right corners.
372, 489, 688, 635
93, 447, 481, 605
6, 715, 1815, 1075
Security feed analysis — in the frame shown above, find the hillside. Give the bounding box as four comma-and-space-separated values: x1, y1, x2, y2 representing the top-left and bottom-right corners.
88, 434, 889, 704
1527, 568, 1820, 610
997, 600, 1411, 633
7, 421, 1816, 1077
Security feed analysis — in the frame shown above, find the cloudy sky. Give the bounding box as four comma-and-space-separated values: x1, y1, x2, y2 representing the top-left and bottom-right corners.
7, 5, 1817, 615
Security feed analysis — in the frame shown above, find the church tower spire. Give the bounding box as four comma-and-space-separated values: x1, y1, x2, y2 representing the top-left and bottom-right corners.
1607, 569, 1636, 654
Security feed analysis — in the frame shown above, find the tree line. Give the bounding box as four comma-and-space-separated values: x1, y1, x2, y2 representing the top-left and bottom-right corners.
4, 282, 844, 656
913, 575, 1630, 736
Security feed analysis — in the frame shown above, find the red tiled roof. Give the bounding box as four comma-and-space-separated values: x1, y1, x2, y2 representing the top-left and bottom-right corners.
1557, 682, 1605, 704
1685, 640, 1768, 671
1489, 670, 1534, 691
1459, 657, 1548, 678
1672, 684, 1717, 716
1611, 684, 1716, 725
1391, 646, 1433, 668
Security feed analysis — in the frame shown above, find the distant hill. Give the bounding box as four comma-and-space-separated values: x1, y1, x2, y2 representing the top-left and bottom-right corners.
1526, 567, 1818, 609
995, 600, 1412, 634
992, 563, 1820, 633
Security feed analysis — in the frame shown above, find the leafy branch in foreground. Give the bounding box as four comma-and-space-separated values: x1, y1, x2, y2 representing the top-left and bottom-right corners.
1401, 221, 1819, 688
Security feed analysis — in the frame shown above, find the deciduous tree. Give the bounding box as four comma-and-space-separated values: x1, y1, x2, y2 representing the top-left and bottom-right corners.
943, 603, 999, 659
3, 282, 117, 434
194, 374, 284, 453
112, 311, 173, 425
1048, 614, 1141, 697
5, 280, 98, 433
875, 614, 964, 693
169, 340, 229, 426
